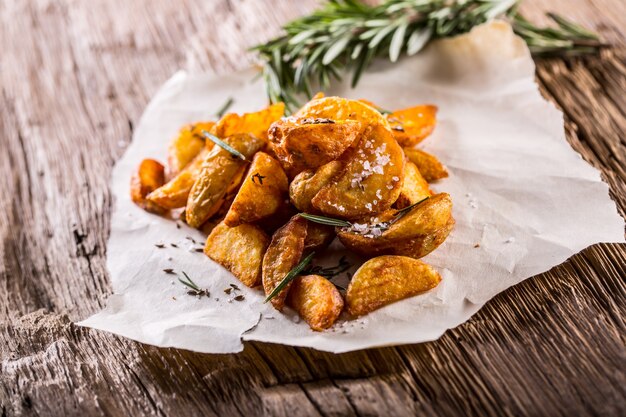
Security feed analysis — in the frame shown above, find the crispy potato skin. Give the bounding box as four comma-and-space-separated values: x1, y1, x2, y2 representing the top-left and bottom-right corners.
346, 255, 441, 317
147, 148, 208, 209
268, 118, 361, 177
403, 148, 448, 182
394, 161, 432, 209
287, 274, 344, 331
289, 161, 343, 212
224, 152, 288, 227
303, 222, 335, 253
387, 105, 437, 147
205, 222, 270, 287
262, 216, 307, 310
254, 200, 298, 235
167, 122, 215, 177
312, 123, 405, 219
295, 96, 390, 129
130, 159, 167, 214
186, 133, 265, 228
212, 103, 284, 142
338, 193, 454, 259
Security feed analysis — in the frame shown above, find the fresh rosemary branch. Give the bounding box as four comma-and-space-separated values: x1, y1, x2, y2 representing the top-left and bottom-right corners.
253, 0, 604, 111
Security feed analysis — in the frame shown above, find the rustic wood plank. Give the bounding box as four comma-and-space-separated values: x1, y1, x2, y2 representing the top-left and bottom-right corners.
1, 0, 624, 416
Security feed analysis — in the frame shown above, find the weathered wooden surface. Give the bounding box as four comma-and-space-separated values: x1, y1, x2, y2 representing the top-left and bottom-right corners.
1, 0, 624, 416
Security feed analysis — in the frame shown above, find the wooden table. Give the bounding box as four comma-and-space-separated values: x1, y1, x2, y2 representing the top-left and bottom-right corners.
1, 1, 624, 416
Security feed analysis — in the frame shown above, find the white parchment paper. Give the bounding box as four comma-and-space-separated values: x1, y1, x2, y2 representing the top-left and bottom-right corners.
79, 22, 625, 353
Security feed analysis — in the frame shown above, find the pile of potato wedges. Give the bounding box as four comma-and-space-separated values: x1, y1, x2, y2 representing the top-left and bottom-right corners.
131, 94, 453, 331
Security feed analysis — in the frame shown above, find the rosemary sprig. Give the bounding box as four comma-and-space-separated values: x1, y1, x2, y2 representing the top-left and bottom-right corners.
265, 252, 316, 303
297, 212, 352, 227
179, 272, 209, 297
201, 130, 247, 161
253, 0, 604, 111
214, 97, 235, 118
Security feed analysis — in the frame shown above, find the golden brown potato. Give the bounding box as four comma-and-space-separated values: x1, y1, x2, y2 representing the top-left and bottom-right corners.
295, 96, 389, 129
289, 161, 343, 212
211, 103, 284, 142
204, 221, 270, 287
394, 161, 432, 209
167, 122, 215, 177
262, 216, 307, 310
186, 133, 265, 228
253, 200, 298, 235
130, 159, 167, 214
303, 222, 335, 253
147, 148, 208, 209
346, 255, 441, 317
312, 123, 405, 218
224, 152, 288, 227
403, 148, 448, 182
337, 193, 454, 259
387, 105, 437, 147
287, 274, 344, 331
268, 117, 361, 177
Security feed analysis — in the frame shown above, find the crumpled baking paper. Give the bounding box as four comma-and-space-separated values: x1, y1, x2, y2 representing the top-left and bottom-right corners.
79, 21, 625, 353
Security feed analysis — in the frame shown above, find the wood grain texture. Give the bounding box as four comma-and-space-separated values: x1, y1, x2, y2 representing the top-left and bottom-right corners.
0, 0, 624, 416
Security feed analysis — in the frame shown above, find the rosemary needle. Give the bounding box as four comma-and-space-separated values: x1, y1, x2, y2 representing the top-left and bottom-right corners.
201, 130, 247, 161
297, 213, 351, 227
265, 252, 315, 303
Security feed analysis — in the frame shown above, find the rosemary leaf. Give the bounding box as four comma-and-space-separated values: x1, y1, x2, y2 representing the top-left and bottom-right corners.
394, 196, 430, 220
179, 271, 202, 292
265, 252, 316, 303
389, 20, 409, 62
201, 130, 247, 161
214, 97, 234, 119
297, 213, 352, 227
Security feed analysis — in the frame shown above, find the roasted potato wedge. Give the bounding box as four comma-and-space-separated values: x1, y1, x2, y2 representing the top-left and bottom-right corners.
338, 193, 454, 259
254, 201, 298, 235
167, 122, 215, 177
147, 148, 208, 209
186, 133, 265, 228
211, 103, 284, 142
387, 105, 437, 147
394, 161, 432, 209
312, 123, 405, 218
303, 222, 335, 253
289, 161, 343, 212
269, 117, 361, 177
205, 221, 270, 287
403, 148, 448, 182
262, 216, 307, 310
130, 159, 167, 214
295, 96, 389, 129
346, 255, 441, 317
224, 152, 288, 227
287, 275, 344, 331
